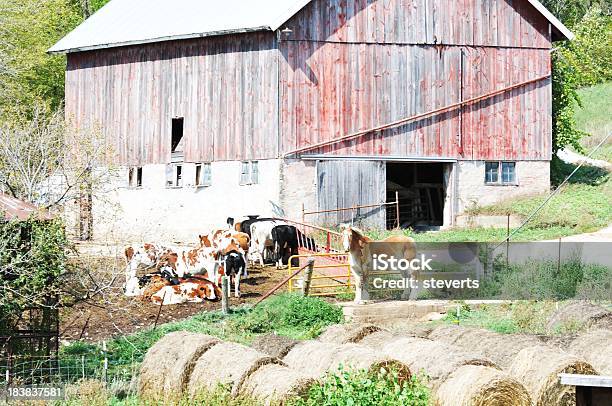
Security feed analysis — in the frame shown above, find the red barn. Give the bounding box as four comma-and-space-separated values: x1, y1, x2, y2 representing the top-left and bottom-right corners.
50, 0, 572, 239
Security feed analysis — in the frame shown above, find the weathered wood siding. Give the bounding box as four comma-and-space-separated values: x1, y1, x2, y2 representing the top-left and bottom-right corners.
65, 33, 279, 165
317, 160, 386, 227
280, 0, 553, 160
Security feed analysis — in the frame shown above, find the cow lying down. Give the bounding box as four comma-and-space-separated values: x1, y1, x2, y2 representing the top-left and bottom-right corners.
138, 271, 222, 305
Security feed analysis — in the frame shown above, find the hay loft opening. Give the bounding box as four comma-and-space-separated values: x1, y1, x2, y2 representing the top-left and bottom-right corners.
171, 117, 184, 153
386, 162, 446, 229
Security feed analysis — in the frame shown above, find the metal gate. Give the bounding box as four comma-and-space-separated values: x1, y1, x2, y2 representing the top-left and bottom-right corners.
287, 253, 352, 297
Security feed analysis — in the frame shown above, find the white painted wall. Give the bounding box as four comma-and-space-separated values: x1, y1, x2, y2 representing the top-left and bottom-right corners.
80, 159, 283, 242
454, 160, 551, 215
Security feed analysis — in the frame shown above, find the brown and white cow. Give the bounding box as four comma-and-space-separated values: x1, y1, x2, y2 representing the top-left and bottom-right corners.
139, 274, 221, 305
124, 243, 179, 296
341, 225, 417, 302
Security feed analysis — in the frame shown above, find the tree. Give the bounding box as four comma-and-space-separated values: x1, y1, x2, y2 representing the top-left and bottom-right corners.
0, 104, 116, 213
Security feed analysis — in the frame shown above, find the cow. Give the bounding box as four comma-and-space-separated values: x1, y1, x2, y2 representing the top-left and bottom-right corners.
341, 225, 417, 302
222, 251, 246, 297
249, 220, 284, 266
150, 276, 221, 305
239, 217, 275, 237
124, 243, 178, 296
271, 225, 299, 267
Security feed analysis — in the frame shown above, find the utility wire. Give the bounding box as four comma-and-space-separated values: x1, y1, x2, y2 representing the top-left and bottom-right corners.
492, 132, 611, 251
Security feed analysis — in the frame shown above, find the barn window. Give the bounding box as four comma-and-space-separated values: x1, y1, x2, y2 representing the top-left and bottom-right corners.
196, 163, 212, 187
240, 161, 259, 185
485, 162, 517, 185
128, 167, 143, 188
171, 118, 184, 153
166, 164, 183, 188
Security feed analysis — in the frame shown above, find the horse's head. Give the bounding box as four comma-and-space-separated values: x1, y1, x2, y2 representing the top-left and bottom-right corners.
340, 224, 367, 253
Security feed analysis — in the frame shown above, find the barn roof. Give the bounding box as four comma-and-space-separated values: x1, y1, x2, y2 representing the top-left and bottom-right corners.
0, 193, 54, 221
48, 0, 573, 54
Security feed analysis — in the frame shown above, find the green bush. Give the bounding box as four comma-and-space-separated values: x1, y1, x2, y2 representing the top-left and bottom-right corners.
290, 366, 430, 406
231, 293, 343, 339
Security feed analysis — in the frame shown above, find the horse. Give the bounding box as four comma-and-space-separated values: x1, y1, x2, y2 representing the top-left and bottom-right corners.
341, 225, 418, 301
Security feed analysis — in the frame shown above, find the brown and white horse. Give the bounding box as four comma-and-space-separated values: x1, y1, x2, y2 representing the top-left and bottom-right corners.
341, 225, 418, 301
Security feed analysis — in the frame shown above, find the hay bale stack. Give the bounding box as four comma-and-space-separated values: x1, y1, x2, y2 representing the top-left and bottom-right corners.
188, 341, 278, 396
317, 323, 382, 344
547, 301, 612, 332
509, 345, 597, 406
283, 341, 411, 381
380, 336, 496, 389
139, 332, 219, 399
241, 364, 315, 405
429, 325, 543, 368
436, 365, 532, 406
568, 329, 612, 375
357, 330, 396, 347
251, 334, 300, 359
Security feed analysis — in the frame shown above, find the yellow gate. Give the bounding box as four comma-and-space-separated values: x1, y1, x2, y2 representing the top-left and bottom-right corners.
287, 253, 352, 297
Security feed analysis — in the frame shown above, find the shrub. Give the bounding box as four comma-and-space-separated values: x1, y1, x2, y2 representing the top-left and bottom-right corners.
290, 366, 430, 406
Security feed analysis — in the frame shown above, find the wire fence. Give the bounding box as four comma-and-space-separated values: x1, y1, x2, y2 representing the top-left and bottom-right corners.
1, 353, 139, 386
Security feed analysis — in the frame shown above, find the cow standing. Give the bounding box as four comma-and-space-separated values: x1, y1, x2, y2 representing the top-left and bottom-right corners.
271, 224, 299, 268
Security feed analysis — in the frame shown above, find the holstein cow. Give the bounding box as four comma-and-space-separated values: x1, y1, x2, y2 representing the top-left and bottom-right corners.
271, 224, 299, 267
222, 251, 247, 297
249, 220, 285, 266
341, 225, 417, 302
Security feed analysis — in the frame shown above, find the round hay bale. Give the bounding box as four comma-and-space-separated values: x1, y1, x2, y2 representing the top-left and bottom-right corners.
381, 336, 497, 389
317, 323, 382, 344
429, 325, 543, 368
241, 364, 315, 405
283, 341, 340, 377
139, 331, 219, 399
436, 365, 532, 406
357, 330, 396, 347
568, 329, 612, 375
283, 341, 411, 381
547, 301, 612, 332
188, 341, 279, 397
509, 345, 597, 406
250, 334, 300, 359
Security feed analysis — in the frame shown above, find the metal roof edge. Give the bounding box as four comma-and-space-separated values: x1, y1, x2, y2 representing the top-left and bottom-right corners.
48, 26, 273, 54
527, 0, 575, 41
298, 155, 458, 162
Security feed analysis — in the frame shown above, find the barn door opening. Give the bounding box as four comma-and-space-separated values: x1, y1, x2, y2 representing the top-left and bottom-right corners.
386, 163, 446, 230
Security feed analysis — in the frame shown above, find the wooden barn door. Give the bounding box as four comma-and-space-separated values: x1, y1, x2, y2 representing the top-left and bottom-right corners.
316, 160, 386, 229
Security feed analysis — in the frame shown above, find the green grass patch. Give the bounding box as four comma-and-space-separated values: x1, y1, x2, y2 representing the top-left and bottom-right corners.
289, 366, 430, 406
574, 82, 612, 161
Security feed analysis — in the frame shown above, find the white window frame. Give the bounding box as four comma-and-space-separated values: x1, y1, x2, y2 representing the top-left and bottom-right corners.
128, 166, 143, 188
240, 161, 259, 185
485, 161, 518, 186
166, 163, 183, 188
195, 163, 212, 187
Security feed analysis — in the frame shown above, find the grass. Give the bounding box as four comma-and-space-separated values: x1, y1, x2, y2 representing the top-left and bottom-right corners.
574, 82, 612, 162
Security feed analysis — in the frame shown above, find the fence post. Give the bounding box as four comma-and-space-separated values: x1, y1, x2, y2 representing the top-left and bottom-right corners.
102, 341, 108, 386
326, 232, 331, 253
395, 191, 400, 229
222, 276, 230, 314
81, 355, 85, 379
153, 291, 166, 330
302, 259, 315, 296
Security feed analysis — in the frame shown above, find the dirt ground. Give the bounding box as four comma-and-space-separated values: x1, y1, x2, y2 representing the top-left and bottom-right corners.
59, 257, 289, 342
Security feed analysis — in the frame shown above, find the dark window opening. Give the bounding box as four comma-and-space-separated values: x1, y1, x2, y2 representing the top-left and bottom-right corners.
128, 167, 143, 188
171, 117, 184, 153
386, 162, 446, 230
166, 164, 183, 188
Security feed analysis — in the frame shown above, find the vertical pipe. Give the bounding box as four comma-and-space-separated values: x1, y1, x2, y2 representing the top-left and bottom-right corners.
395, 190, 400, 229
326, 232, 331, 253
506, 214, 510, 272
557, 237, 562, 275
